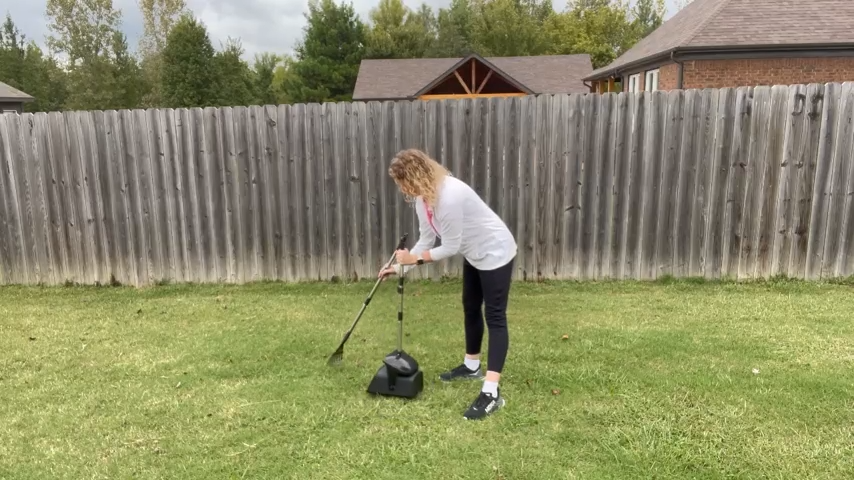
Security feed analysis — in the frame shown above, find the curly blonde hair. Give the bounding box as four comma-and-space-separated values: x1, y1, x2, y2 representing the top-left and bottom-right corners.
388, 149, 450, 207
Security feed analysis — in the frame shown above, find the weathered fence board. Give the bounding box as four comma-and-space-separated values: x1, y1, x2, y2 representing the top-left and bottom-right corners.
1, 82, 854, 286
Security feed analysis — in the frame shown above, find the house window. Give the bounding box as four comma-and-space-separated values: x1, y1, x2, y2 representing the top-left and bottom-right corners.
626, 74, 640, 93
645, 69, 659, 92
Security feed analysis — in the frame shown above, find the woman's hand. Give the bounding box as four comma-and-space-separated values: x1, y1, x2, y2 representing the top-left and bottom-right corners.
395, 248, 418, 265
377, 266, 397, 279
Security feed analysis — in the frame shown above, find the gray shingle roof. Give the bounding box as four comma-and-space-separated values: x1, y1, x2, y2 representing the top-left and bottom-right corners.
0, 81, 34, 102
585, 0, 854, 80
353, 54, 593, 100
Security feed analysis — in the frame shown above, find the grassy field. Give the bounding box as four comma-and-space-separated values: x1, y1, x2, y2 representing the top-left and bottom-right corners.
1, 277, 853, 479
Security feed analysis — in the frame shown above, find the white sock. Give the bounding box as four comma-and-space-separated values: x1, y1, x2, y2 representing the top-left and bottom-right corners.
464, 357, 480, 371
482, 380, 499, 397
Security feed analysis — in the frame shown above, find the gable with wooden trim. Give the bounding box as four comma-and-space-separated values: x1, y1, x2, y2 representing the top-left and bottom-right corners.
413, 54, 533, 100
352, 53, 594, 102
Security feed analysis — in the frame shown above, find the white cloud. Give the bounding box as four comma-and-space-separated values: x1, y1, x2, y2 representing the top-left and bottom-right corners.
2, 0, 683, 63
187, 0, 309, 57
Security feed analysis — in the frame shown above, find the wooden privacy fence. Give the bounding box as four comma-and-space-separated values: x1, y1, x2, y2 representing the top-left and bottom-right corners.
1, 82, 853, 286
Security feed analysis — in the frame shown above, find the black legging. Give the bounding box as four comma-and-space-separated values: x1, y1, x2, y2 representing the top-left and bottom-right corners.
462, 257, 514, 373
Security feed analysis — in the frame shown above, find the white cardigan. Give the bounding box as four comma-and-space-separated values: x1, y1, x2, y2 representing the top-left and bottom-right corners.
406, 175, 517, 272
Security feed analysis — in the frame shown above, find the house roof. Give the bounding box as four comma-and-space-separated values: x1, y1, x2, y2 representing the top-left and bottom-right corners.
585, 0, 854, 80
353, 54, 593, 100
0, 81, 34, 102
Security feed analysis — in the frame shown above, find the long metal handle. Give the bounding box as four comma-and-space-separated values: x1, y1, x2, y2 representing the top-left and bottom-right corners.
397, 266, 405, 352
394, 232, 409, 353
359, 233, 409, 345
327, 233, 410, 365
396, 233, 408, 352
338, 230, 408, 340
360, 251, 397, 308
339, 250, 397, 341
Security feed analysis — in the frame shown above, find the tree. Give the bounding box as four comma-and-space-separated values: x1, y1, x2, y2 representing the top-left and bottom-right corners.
271, 55, 296, 104
410, 4, 439, 55
0, 14, 68, 112
631, 0, 666, 38
45, 0, 136, 110
431, 0, 475, 57
159, 13, 218, 108
544, 0, 637, 69
25, 46, 69, 112
284, 0, 366, 104
110, 29, 146, 109
253, 52, 283, 105
138, 0, 187, 55
523, 0, 556, 23
138, 0, 188, 107
45, 0, 122, 64
213, 38, 256, 106
364, 0, 436, 59
470, 0, 553, 57
0, 14, 27, 91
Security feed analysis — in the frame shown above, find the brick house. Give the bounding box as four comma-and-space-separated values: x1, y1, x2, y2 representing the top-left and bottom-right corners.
583, 0, 854, 93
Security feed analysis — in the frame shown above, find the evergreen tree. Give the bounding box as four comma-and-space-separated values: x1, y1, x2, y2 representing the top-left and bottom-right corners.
271, 56, 296, 104
284, 0, 366, 103
0, 14, 68, 112
0, 14, 28, 92
214, 38, 256, 106
110, 30, 147, 109
160, 14, 219, 108
20, 44, 69, 112
253, 52, 283, 105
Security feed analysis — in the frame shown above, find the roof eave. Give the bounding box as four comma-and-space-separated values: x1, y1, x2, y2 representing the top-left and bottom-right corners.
583, 42, 854, 81
678, 42, 854, 53
583, 48, 678, 81
352, 96, 414, 103
0, 96, 34, 102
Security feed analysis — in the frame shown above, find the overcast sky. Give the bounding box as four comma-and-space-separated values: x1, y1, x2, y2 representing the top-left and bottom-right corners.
3, 0, 682, 63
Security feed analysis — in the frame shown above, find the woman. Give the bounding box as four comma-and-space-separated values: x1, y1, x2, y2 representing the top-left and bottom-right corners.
378, 148, 517, 420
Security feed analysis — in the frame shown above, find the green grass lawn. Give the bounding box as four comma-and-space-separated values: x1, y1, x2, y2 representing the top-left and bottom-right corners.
1, 277, 854, 479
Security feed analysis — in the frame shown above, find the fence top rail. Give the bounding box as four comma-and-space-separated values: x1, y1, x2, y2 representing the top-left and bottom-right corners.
5, 81, 854, 117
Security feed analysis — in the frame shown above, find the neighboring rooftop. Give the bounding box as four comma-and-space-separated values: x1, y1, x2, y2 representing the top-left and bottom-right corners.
585, 0, 854, 80
0, 81, 34, 102
353, 54, 593, 101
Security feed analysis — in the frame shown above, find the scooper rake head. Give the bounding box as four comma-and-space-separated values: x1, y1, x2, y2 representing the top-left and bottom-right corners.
327, 333, 349, 366
327, 346, 344, 366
